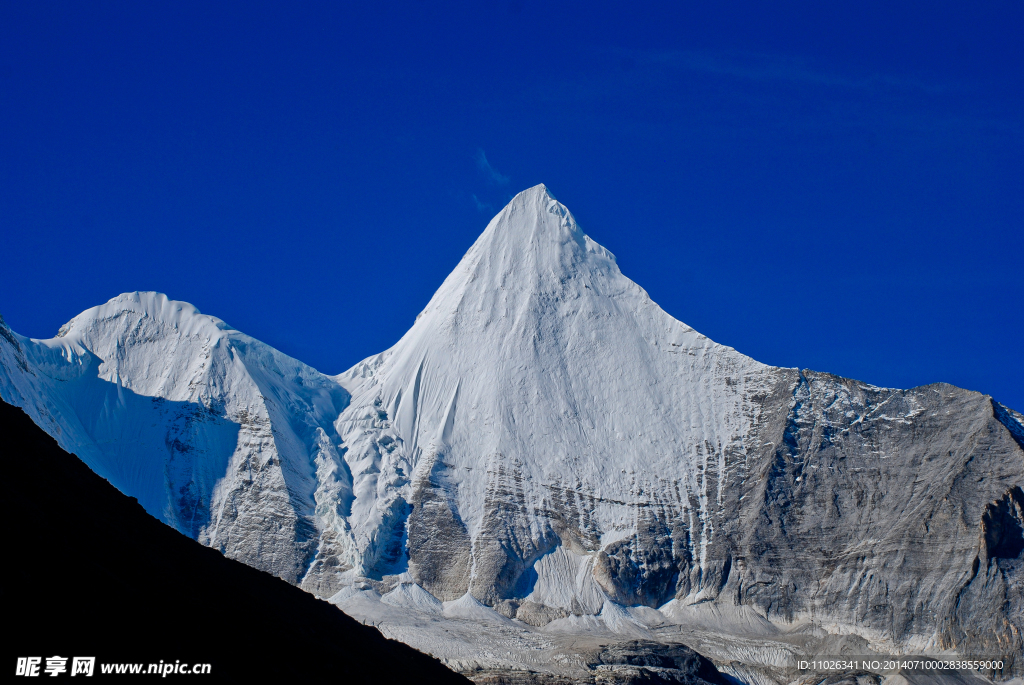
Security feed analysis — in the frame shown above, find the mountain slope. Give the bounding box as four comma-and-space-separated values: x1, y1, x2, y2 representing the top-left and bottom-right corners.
0, 292, 352, 584
1, 398, 469, 683
2, 185, 1021, 680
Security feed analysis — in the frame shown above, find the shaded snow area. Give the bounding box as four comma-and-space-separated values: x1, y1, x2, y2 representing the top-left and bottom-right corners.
0, 292, 351, 584
2, 185, 1022, 684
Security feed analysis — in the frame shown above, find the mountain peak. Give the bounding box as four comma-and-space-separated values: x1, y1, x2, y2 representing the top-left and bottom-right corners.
380, 186, 634, 365
519, 182, 552, 198
486, 183, 583, 244
55, 291, 231, 342
435, 185, 617, 306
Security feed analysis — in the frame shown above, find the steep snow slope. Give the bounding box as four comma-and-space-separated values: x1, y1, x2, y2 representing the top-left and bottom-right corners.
0, 293, 351, 583
331, 184, 780, 606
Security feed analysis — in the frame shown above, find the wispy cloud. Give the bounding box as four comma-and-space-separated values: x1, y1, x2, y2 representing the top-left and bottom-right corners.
632, 48, 952, 95
512, 46, 1008, 142
663, 49, 942, 92
471, 194, 493, 213
475, 149, 510, 186
522, 47, 957, 115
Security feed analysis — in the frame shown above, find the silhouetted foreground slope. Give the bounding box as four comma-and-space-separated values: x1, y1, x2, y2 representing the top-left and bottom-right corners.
1, 399, 470, 683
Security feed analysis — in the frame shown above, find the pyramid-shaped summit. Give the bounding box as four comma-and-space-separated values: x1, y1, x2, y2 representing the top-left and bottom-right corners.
413, 183, 621, 327
329, 183, 778, 603
1, 186, 1021, 678
455, 183, 599, 270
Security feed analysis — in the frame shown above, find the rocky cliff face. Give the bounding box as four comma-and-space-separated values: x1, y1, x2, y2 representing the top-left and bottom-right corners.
2, 185, 1021, 681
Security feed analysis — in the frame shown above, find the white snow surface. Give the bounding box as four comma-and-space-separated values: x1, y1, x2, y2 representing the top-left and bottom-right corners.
382, 582, 444, 615
334, 184, 775, 583
525, 546, 606, 615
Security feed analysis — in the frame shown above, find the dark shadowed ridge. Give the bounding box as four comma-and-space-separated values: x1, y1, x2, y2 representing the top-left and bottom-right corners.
0, 399, 470, 683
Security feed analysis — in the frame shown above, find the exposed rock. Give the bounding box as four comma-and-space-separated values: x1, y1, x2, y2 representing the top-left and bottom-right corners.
590, 640, 730, 683
517, 600, 570, 626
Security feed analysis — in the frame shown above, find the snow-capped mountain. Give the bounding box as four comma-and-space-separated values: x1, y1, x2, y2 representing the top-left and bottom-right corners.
2, 185, 1022, 682
0, 293, 350, 583
328, 185, 779, 606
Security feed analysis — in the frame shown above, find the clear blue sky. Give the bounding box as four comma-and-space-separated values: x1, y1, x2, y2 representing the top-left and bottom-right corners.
2, 1, 1022, 410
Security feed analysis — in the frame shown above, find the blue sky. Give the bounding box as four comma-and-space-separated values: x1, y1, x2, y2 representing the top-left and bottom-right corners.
2, 1, 1022, 410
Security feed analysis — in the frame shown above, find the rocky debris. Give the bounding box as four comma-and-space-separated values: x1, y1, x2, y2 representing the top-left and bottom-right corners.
516, 601, 570, 626
588, 641, 730, 684
790, 674, 882, 685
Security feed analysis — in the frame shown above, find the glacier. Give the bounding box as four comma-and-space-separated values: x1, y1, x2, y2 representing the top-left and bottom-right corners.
2, 184, 1022, 684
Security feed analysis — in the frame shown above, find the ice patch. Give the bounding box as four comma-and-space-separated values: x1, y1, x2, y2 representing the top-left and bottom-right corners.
381, 582, 443, 615
598, 600, 651, 637
328, 585, 380, 605
523, 545, 605, 615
